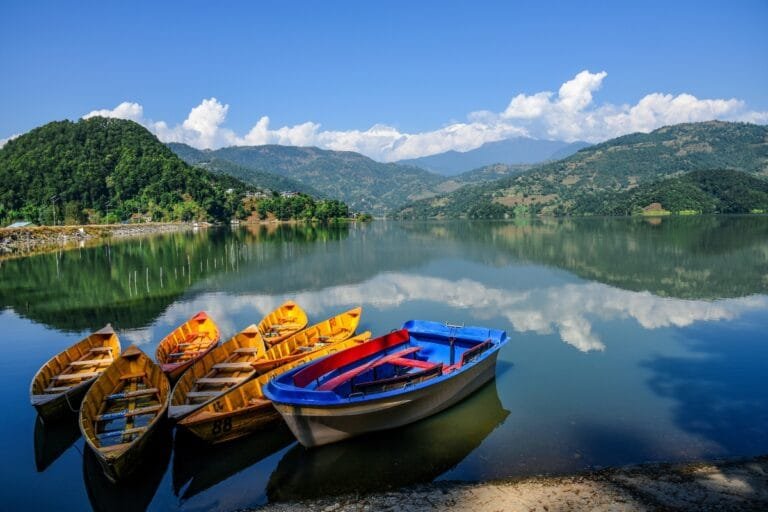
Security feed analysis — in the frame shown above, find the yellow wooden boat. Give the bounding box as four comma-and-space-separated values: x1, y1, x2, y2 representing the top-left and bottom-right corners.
155, 312, 220, 382
168, 301, 309, 421
30, 325, 121, 421
178, 330, 371, 443
259, 300, 309, 345
251, 307, 363, 374
79, 345, 170, 482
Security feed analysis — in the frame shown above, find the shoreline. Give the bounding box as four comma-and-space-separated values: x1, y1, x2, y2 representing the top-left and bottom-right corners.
250, 455, 768, 511
0, 222, 195, 260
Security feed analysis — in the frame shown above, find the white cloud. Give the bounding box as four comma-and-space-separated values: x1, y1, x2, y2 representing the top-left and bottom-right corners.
149, 273, 768, 354
0, 133, 21, 148
77, 71, 767, 161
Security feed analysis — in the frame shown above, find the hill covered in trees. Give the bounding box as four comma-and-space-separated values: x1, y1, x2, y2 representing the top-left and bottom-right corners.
574, 169, 768, 215
167, 143, 448, 214
0, 118, 247, 224
397, 121, 768, 218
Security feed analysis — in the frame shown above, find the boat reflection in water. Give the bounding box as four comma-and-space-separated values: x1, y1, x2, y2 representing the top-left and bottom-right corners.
172, 423, 295, 501
267, 379, 509, 501
83, 422, 171, 512
33, 413, 81, 472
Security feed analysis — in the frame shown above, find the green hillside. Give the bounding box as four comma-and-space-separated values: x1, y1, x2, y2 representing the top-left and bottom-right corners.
397, 121, 768, 218
170, 144, 446, 214
576, 169, 768, 215
167, 143, 320, 196
0, 118, 247, 224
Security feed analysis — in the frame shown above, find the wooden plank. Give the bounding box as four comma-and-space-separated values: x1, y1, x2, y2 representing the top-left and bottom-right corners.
234, 347, 261, 353
98, 426, 147, 440
89, 347, 113, 353
186, 391, 221, 398
168, 350, 206, 358
196, 377, 246, 385
69, 359, 112, 367
97, 404, 162, 421
317, 347, 422, 391
106, 388, 158, 401
45, 385, 74, 393
54, 372, 100, 381
212, 362, 255, 371
119, 371, 146, 381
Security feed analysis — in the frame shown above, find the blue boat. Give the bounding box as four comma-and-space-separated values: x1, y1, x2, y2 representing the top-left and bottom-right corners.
264, 320, 508, 447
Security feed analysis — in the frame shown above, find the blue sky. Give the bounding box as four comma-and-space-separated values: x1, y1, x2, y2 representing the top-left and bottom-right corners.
1, 1, 766, 160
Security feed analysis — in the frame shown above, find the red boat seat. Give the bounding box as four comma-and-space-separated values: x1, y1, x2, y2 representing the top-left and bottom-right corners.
317, 347, 422, 391
387, 357, 436, 370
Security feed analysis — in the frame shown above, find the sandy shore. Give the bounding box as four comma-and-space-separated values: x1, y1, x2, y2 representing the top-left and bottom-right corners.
251, 456, 768, 511
0, 222, 196, 259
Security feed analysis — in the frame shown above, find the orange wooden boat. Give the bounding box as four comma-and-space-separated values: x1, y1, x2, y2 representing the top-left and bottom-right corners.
30, 325, 121, 421
168, 301, 309, 420
178, 330, 372, 443
259, 300, 309, 345
250, 307, 363, 374
155, 312, 220, 382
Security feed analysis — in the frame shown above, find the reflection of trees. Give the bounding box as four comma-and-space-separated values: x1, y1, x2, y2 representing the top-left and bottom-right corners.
423, 217, 768, 299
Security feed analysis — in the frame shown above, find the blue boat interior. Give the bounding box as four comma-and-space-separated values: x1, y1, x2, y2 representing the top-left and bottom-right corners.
268, 321, 507, 402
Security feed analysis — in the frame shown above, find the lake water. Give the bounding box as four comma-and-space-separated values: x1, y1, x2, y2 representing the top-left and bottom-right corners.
2, 217, 767, 510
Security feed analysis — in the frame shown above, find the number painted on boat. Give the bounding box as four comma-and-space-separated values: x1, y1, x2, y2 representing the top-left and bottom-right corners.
211, 417, 232, 436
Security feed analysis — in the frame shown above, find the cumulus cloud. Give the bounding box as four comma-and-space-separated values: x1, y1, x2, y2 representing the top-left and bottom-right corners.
78, 71, 767, 161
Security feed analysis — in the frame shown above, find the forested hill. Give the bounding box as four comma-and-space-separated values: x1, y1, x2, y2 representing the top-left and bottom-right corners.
168, 143, 448, 214
397, 121, 768, 218
0, 117, 249, 223
576, 169, 768, 215
167, 143, 321, 196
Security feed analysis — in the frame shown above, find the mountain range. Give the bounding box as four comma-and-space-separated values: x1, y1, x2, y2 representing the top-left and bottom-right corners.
397, 121, 768, 218
397, 137, 591, 176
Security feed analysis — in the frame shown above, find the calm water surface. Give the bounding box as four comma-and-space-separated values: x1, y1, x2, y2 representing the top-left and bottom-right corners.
1, 217, 767, 510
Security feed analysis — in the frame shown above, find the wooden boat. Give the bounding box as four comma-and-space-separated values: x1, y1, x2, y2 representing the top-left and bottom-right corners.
168, 301, 309, 421
155, 311, 220, 382
30, 325, 121, 421
251, 307, 363, 374
259, 300, 309, 345
264, 320, 508, 447
178, 330, 372, 443
79, 345, 170, 482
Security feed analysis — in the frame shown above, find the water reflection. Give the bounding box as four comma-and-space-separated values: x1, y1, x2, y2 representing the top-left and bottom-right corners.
172, 424, 295, 501
33, 413, 81, 472
267, 380, 509, 501
82, 422, 171, 512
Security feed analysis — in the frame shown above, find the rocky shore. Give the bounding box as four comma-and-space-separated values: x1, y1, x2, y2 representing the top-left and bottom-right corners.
0, 223, 195, 259
251, 456, 768, 512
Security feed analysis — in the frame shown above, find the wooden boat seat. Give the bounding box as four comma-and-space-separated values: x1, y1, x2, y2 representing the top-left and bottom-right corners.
97, 404, 162, 421
106, 388, 158, 401
354, 363, 444, 393
98, 426, 147, 441
234, 347, 262, 354
196, 377, 246, 385
69, 359, 113, 367
45, 385, 75, 393
317, 347, 422, 391
248, 398, 270, 406
387, 357, 436, 370
212, 362, 255, 371
89, 347, 113, 353
119, 371, 146, 381
54, 372, 100, 381
169, 349, 207, 358
186, 390, 221, 399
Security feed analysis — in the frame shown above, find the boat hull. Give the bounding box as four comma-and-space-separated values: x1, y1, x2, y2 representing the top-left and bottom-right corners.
89, 416, 168, 483
273, 350, 499, 447
32, 379, 92, 421
177, 401, 281, 444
